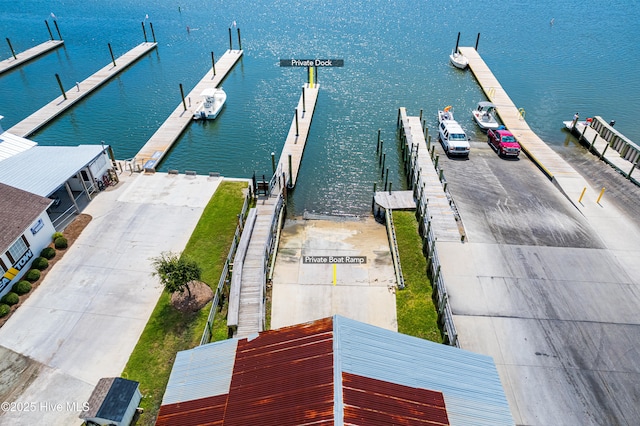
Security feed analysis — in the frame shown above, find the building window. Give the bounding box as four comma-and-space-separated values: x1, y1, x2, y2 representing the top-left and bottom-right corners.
7, 237, 28, 263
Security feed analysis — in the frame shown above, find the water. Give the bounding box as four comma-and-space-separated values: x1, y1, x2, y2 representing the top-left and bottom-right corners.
1, 0, 638, 215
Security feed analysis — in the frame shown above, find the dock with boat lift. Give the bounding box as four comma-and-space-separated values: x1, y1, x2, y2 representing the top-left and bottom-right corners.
133, 49, 243, 171
0, 39, 65, 75
229, 82, 319, 338
7, 42, 157, 138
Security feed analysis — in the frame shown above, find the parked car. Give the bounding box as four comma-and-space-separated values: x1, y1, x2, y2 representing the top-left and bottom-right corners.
438, 119, 470, 158
487, 128, 521, 158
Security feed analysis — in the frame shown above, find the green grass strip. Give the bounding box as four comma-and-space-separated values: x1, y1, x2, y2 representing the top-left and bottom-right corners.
121, 180, 246, 426
393, 211, 442, 343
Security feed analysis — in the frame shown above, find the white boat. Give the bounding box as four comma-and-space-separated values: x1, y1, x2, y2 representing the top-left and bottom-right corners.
438, 105, 454, 123
472, 101, 500, 131
449, 50, 468, 69
193, 87, 227, 120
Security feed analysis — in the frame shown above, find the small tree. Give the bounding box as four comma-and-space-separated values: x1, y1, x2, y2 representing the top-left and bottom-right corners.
151, 252, 201, 298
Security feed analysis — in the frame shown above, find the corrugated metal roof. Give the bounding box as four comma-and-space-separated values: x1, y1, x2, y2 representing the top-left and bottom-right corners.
161, 338, 238, 406
342, 372, 449, 425
157, 394, 227, 426
0, 182, 52, 250
334, 315, 514, 426
0, 132, 37, 162
224, 317, 335, 426
0, 144, 107, 197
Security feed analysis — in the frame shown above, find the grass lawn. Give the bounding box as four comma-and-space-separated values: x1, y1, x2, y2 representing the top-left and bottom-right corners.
393, 211, 442, 343
121, 180, 247, 426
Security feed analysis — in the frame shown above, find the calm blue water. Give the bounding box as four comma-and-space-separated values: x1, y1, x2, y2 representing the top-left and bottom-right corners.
1, 0, 639, 215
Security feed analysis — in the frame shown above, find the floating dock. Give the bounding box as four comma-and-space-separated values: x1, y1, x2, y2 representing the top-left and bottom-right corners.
231, 83, 319, 338
134, 49, 243, 171
7, 42, 157, 138
0, 40, 64, 75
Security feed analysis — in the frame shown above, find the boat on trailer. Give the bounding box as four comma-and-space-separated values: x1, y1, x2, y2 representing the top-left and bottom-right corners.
193, 87, 227, 120
472, 101, 500, 131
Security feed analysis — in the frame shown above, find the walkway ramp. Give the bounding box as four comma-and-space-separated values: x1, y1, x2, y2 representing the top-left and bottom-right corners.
0, 40, 64, 75
8, 42, 157, 138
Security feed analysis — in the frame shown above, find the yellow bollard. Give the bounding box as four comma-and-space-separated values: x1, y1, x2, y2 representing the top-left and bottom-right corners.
578, 187, 587, 203
333, 263, 336, 285
596, 187, 606, 204
309, 67, 314, 89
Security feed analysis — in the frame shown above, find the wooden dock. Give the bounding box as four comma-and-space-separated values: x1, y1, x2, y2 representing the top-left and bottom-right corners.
7, 42, 157, 138
0, 40, 64, 75
398, 107, 461, 242
134, 49, 243, 171
232, 84, 319, 338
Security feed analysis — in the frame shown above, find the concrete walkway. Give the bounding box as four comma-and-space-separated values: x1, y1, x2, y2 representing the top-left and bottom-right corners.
271, 217, 397, 332
0, 172, 222, 425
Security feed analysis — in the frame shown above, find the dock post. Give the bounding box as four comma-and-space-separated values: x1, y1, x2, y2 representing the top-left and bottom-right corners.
108, 43, 116, 67
384, 168, 389, 191
434, 154, 439, 169
379, 140, 384, 160
388, 182, 392, 194
425, 126, 429, 143
439, 168, 444, 181
271, 152, 276, 174
288, 154, 292, 187
397, 108, 401, 128
589, 132, 598, 151
372, 183, 377, 211
237, 27, 242, 50
141, 22, 148, 42
228, 27, 233, 50
628, 159, 638, 180
302, 86, 306, 113
376, 129, 381, 154
381, 153, 386, 173
45, 20, 54, 40
5, 38, 17, 60
455, 32, 461, 53
150, 22, 156, 42
295, 108, 299, 136
596, 187, 606, 204
179, 83, 187, 110
211, 51, 216, 75
475, 33, 481, 50
419, 109, 423, 122
53, 20, 62, 40
54, 73, 67, 100
579, 122, 588, 143
600, 141, 610, 159
314, 66, 318, 85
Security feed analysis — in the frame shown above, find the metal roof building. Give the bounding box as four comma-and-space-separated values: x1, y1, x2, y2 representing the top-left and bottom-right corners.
157, 315, 514, 426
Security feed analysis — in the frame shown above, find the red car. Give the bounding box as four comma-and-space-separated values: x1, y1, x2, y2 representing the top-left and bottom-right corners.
487, 128, 521, 158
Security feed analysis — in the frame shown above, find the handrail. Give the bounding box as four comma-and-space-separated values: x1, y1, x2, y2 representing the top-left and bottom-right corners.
385, 209, 405, 290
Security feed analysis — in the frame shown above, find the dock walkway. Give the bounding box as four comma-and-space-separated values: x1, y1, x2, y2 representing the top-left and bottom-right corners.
458, 46, 610, 214
0, 40, 64, 75
7, 42, 157, 138
134, 49, 243, 171
232, 83, 319, 338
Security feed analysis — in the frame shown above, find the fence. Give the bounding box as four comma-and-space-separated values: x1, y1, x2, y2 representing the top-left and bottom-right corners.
200, 193, 251, 345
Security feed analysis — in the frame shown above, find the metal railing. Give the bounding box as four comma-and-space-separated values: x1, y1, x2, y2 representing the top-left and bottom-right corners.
260, 195, 285, 331
385, 209, 405, 290
200, 193, 251, 345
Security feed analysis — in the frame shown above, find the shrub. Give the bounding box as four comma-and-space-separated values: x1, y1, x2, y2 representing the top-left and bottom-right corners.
25, 269, 41, 282
52, 232, 64, 241
0, 304, 10, 317
40, 247, 56, 260
54, 236, 68, 249
32, 256, 49, 270
12, 280, 32, 295
1, 292, 19, 306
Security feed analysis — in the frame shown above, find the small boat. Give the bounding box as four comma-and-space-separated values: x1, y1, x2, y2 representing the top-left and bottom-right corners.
438, 105, 454, 123
472, 101, 500, 131
449, 50, 468, 69
193, 87, 227, 120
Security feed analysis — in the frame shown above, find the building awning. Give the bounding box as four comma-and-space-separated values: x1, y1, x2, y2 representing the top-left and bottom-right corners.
0, 132, 37, 162
0, 145, 108, 197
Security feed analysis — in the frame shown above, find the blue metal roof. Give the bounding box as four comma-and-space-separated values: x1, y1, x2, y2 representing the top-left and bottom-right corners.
162, 338, 238, 405
334, 315, 514, 426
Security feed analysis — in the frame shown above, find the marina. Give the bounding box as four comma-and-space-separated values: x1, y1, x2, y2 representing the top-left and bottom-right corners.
0, 39, 64, 75
133, 49, 243, 171
7, 42, 157, 138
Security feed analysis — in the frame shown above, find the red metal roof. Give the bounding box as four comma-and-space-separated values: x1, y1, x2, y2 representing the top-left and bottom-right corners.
223, 317, 335, 426
156, 394, 227, 426
342, 372, 449, 426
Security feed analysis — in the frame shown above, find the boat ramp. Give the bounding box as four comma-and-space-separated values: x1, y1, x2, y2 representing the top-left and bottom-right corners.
7, 42, 157, 138
0, 39, 64, 75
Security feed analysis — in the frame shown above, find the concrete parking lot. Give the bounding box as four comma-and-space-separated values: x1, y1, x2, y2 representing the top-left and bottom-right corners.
0, 172, 223, 425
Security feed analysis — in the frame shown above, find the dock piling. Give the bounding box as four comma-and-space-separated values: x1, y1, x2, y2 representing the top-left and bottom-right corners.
388, 182, 392, 194
237, 27, 242, 50
475, 33, 481, 50
228, 27, 233, 50
141, 22, 148, 42
108, 43, 116, 67
376, 129, 381, 154
288, 154, 292, 187
54, 73, 67, 100
211, 51, 216, 75
455, 32, 461, 53
379, 140, 384, 161
45, 20, 54, 40
381, 154, 386, 176
419, 109, 423, 122
302, 86, 306, 113
271, 152, 276, 174
5, 38, 17, 60
53, 20, 62, 40
150, 22, 156, 43
179, 83, 187, 110
384, 167, 389, 191
295, 108, 299, 136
